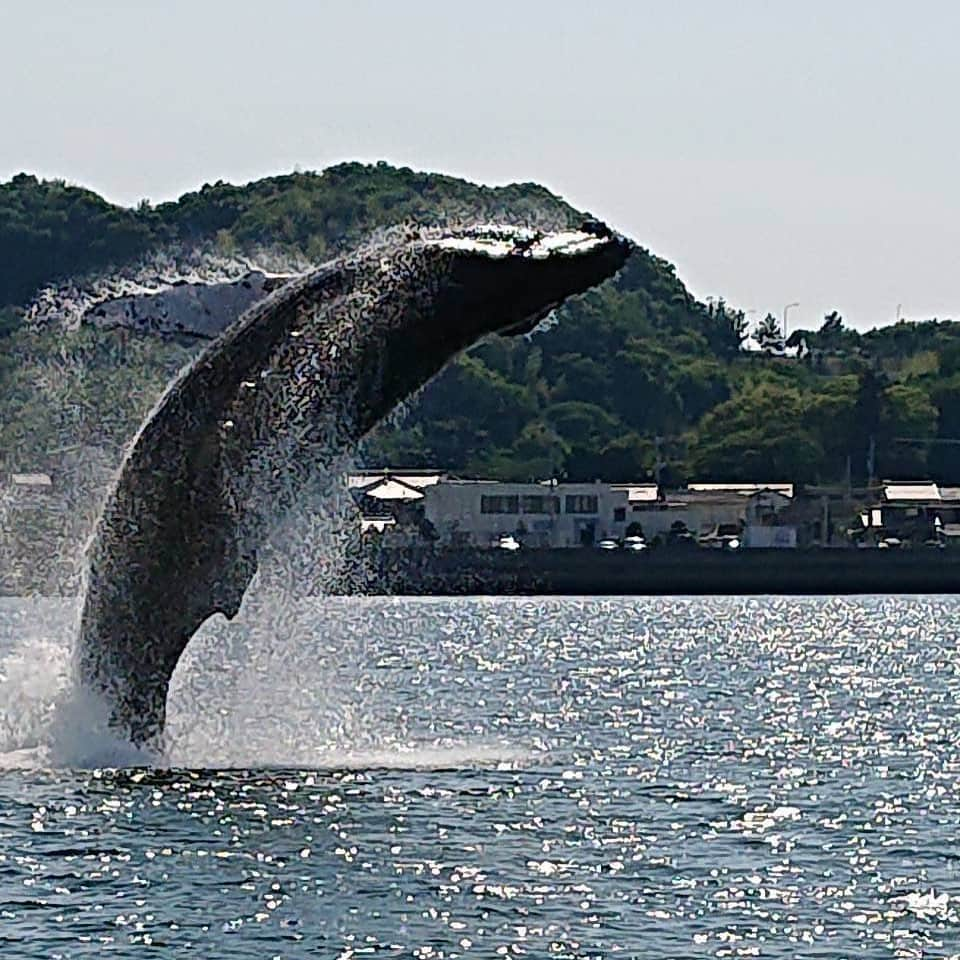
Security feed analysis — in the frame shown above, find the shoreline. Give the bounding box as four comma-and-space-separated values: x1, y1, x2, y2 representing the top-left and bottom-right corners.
352, 546, 960, 596
9, 547, 960, 598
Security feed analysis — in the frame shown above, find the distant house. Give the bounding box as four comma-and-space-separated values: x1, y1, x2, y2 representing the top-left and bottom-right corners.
865, 480, 960, 546
743, 489, 798, 548
623, 483, 793, 543
347, 471, 443, 541
423, 479, 629, 548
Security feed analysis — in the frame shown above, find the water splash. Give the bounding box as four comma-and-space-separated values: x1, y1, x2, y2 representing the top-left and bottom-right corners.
0, 485, 520, 771
163, 476, 396, 768
0, 598, 75, 757
0, 599, 153, 768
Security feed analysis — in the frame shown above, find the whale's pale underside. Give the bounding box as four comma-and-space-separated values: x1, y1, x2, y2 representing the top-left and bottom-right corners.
76, 223, 632, 748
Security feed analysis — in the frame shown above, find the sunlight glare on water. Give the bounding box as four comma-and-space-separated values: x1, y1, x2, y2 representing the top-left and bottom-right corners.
1, 595, 960, 957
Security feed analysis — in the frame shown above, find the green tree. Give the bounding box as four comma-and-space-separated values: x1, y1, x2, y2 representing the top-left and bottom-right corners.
688, 382, 823, 482
752, 314, 785, 354
878, 383, 938, 478
805, 375, 859, 479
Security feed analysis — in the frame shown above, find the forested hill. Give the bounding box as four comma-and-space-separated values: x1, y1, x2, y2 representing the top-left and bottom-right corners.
0, 163, 578, 310
2, 162, 960, 485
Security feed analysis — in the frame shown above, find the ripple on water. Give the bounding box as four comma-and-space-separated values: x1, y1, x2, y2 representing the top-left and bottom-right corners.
1, 595, 960, 957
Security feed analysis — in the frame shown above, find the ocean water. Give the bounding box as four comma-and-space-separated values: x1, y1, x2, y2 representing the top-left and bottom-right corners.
1, 594, 959, 957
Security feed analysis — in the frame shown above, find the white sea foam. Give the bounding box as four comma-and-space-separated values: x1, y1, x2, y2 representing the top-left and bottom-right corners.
0, 593, 523, 771
0, 533, 524, 772
0, 599, 156, 769
0, 598, 76, 757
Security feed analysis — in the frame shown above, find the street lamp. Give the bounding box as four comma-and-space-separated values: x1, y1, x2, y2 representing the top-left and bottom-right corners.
782, 302, 800, 338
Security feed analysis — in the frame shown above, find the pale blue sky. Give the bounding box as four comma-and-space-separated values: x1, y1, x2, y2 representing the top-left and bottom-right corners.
3, 0, 959, 330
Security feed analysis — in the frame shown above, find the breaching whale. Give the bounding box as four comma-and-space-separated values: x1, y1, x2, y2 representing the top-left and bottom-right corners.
76, 223, 632, 748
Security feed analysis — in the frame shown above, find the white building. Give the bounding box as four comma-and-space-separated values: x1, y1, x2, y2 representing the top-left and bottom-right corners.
347, 470, 445, 495
423, 479, 629, 548
624, 483, 794, 543
354, 471, 803, 549
743, 488, 797, 547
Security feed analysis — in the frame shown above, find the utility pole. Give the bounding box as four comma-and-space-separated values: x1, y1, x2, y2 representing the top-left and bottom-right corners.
654, 435, 666, 487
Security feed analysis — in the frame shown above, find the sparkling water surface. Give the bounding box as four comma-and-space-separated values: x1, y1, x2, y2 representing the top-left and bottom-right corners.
1, 595, 959, 957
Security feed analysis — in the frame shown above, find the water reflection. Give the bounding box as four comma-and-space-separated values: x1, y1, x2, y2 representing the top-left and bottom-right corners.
1, 595, 959, 956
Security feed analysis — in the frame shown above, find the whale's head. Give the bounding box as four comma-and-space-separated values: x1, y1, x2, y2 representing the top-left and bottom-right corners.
423, 220, 633, 343
347, 221, 632, 422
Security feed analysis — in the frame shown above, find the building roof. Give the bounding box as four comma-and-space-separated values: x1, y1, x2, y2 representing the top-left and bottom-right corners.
611, 484, 659, 502
358, 477, 425, 501
430, 479, 607, 491
392, 475, 443, 489
687, 482, 794, 498
347, 470, 443, 489
10, 473, 52, 487
882, 482, 941, 502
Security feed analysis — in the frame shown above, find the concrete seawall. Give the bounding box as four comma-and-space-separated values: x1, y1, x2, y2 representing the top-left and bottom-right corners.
357, 546, 960, 596
7, 545, 960, 598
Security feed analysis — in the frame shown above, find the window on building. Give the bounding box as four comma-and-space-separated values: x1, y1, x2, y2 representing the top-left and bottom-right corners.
565, 494, 598, 514
613, 507, 626, 522
520, 495, 560, 514
481, 495, 519, 514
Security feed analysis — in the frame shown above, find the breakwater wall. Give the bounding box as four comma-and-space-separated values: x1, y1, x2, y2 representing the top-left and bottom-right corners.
356, 546, 960, 596
8, 544, 960, 598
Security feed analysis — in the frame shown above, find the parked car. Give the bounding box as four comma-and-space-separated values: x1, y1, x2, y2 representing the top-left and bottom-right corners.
699, 523, 743, 551
663, 521, 698, 549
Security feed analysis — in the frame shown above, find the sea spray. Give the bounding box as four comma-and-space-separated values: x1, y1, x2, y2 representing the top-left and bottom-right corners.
164, 456, 397, 767
0, 599, 75, 757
